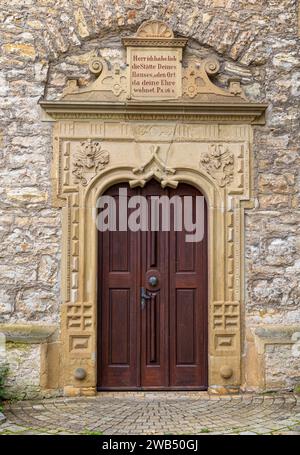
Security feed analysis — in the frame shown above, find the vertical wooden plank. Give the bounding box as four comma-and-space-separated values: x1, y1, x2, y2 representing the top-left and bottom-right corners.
98, 183, 139, 389
169, 183, 208, 389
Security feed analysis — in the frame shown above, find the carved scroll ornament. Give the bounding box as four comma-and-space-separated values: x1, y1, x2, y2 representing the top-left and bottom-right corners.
182, 58, 246, 100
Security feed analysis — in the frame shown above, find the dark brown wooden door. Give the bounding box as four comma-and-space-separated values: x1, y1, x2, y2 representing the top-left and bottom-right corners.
98, 180, 207, 390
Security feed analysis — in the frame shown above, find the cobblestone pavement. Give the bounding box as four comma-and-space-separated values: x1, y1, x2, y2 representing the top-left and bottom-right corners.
1, 392, 300, 435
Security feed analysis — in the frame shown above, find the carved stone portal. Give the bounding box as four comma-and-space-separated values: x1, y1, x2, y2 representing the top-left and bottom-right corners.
40, 20, 267, 396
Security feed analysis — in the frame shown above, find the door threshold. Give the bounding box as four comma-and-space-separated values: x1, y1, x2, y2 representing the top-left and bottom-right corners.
97, 387, 208, 392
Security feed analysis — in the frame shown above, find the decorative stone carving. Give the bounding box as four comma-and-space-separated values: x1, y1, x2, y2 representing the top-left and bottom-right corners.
72, 139, 109, 186
69, 335, 91, 355
67, 303, 93, 331
74, 368, 87, 380
88, 56, 127, 97
57, 20, 251, 104
70, 193, 79, 303
227, 210, 235, 301
182, 58, 242, 100
130, 145, 178, 188
62, 55, 127, 101
212, 300, 240, 372
228, 78, 246, 99
136, 20, 174, 38
200, 143, 234, 187
122, 19, 188, 48
132, 124, 175, 139
220, 366, 234, 379
88, 53, 103, 75
214, 334, 237, 350
213, 302, 239, 330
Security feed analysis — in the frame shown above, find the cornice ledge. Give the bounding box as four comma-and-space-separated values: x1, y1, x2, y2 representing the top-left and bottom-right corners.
39, 100, 267, 124
122, 37, 188, 48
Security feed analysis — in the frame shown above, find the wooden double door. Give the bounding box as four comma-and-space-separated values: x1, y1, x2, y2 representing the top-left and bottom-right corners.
97, 180, 208, 390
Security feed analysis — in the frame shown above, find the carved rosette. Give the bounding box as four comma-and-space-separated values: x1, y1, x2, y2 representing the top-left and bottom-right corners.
72, 139, 109, 186
200, 144, 234, 187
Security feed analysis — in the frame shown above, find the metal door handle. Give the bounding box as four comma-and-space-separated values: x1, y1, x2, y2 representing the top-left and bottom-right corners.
141, 287, 151, 309
148, 275, 158, 287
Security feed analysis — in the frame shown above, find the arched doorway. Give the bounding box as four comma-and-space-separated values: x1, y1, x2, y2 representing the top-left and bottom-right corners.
97, 180, 208, 390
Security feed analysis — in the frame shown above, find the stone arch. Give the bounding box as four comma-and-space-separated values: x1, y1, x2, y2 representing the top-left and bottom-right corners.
59, 160, 229, 394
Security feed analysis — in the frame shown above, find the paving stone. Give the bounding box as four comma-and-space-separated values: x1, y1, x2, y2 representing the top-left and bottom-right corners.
272, 430, 300, 435
239, 431, 258, 435
0, 393, 299, 435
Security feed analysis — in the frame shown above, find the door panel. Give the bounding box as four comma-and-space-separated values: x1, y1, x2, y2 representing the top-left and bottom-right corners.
169, 184, 208, 388
98, 180, 207, 390
175, 289, 196, 365
140, 181, 169, 387
99, 186, 139, 388
109, 289, 130, 365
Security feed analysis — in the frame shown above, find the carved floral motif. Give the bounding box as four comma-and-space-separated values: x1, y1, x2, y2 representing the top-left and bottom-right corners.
200, 144, 234, 187
72, 139, 109, 186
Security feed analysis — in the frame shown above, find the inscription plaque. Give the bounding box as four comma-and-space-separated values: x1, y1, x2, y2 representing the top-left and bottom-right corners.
128, 48, 182, 100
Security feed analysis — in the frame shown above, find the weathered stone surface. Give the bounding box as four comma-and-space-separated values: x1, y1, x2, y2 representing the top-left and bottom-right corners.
0, 324, 57, 343
265, 345, 300, 389
259, 195, 290, 209
3, 43, 36, 60
6, 188, 48, 204
4, 343, 41, 400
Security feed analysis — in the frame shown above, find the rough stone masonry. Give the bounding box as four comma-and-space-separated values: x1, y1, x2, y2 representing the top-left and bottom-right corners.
0, 0, 299, 398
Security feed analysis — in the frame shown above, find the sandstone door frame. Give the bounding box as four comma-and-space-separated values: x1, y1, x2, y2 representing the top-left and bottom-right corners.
41, 99, 266, 395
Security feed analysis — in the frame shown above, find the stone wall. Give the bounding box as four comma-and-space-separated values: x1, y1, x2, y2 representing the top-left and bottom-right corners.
0, 0, 299, 395
4, 342, 42, 399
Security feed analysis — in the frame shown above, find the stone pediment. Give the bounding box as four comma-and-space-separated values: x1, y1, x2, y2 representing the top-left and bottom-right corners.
60, 55, 246, 104
41, 20, 265, 116
40, 20, 267, 124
